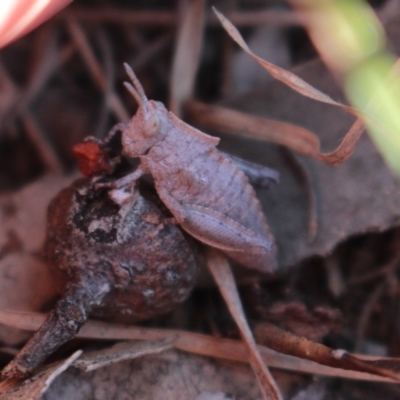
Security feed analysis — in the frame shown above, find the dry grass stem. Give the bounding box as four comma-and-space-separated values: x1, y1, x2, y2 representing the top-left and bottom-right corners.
66, 19, 129, 122
256, 323, 400, 381
0, 310, 398, 383
206, 249, 283, 400
21, 112, 63, 173
355, 282, 386, 352
130, 33, 173, 71
170, 0, 206, 116
0, 56, 64, 172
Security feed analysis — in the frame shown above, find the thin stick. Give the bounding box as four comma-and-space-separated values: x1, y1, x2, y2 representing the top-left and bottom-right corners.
206, 249, 282, 400
0, 310, 397, 383
22, 112, 63, 173
355, 282, 386, 352
0, 62, 63, 173
66, 20, 130, 122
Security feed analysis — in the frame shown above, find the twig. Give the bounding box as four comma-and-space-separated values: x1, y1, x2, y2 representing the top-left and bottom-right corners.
355, 281, 386, 352
66, 20, 105, 90
255, 322, 400, 381
91, 28, 113, 138
130, 33, 172, 72
18, 42, 75, 116
206, 249, 283, 400
21, 111, 64, 173
0, 310, 398, 383
126, 30, 169, 85
347, 253, 400, 286
0, 60, 63, 173
66, 19, 130, 122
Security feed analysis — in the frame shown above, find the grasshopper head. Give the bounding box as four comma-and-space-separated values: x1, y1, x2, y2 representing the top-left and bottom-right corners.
121, 64, 169, 156
122, 100, 169, 156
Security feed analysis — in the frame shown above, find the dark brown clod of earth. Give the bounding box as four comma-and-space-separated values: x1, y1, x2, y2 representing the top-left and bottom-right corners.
0, 176, 198, 378
45, 177, 198, 322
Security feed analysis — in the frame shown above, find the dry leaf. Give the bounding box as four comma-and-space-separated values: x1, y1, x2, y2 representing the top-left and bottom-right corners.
43, 351, 262, 400
187, 101, 364, 166
212, 7, 359, 116
0, 174, 74, 253
0, 174, 75, 344
73, 339, 175, 372
0, 351, 81, 400
205, 8, 370, 168
213, 59, 400, 268
231, 24, 291, 94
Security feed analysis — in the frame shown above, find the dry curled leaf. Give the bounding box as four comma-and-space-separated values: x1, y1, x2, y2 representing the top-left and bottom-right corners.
204, 8, 367, 168
214, 59, 400, 268
212, 8, 359, 116
0, 351, 82, 400
187, 101, 364, 166
73, 339, 175, 372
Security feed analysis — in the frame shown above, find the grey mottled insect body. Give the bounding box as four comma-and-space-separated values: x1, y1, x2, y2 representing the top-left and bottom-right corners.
108, 64, 277, 273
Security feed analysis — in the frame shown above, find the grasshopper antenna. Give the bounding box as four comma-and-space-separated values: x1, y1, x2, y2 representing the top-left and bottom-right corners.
123, 63, 148, 106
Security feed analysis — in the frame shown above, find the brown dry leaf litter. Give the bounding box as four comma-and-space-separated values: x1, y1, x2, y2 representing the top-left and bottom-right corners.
0, 175, 75, 345
2, 1, 400, 399
212, 8, 361, 119
200, 59, 400, 268
43, 351, 264, 400
0, 351, 81, 400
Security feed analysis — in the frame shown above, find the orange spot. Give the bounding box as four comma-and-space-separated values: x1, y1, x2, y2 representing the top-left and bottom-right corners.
73, 141, 114, 176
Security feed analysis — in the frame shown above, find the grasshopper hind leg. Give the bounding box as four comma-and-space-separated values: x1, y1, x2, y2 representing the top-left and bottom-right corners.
178, 204, 277, 273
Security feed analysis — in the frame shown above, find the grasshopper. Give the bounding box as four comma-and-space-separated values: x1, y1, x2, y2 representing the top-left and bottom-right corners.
96, 64, 278, 273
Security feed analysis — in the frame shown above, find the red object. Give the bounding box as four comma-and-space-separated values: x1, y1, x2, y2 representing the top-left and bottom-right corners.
73, 141, 114, 177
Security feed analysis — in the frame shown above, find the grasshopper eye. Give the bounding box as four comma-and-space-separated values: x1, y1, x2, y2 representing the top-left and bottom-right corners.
144, 115, 162, 137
